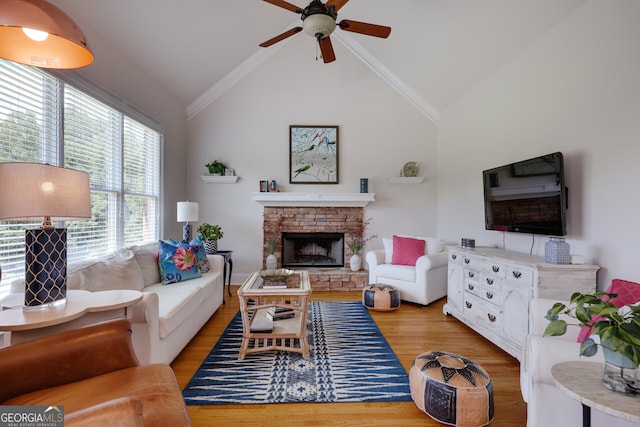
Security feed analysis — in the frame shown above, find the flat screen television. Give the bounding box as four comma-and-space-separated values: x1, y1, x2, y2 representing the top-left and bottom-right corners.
483, 152, 567, 236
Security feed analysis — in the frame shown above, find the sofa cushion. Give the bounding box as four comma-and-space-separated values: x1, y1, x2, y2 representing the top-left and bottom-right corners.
392, 235, 425, 266
68, 249, 145, 292
143, 272, 217, 338
158, 240, 202, 285
130, 243, 160, 287
376, 264, 417, 282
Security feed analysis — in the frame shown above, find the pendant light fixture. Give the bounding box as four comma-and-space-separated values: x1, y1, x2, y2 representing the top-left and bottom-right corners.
0, 0, 93, 69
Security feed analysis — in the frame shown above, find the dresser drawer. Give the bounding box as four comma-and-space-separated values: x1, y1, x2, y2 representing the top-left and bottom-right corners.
505, 264, 533, 286
463, 292, 501, 330
464, 280, 501, 304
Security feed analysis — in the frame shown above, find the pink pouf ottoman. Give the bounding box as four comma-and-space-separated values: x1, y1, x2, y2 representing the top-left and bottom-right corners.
362, 284, 401, 311
409, 351, 494, 427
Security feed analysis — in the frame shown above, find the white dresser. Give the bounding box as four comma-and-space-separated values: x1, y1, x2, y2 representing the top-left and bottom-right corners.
443, 246, 598, 360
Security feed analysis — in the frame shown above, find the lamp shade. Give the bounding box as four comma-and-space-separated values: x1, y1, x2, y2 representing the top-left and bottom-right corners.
0, 162, 91, 222
177, 201, 199, 223
0, 0, 93, 69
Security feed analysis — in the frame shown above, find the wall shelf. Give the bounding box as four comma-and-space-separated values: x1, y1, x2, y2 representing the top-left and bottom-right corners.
388, 177, 425, 184
201, 175, 238, 183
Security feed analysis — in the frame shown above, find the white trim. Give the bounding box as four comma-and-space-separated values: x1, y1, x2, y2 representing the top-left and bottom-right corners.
186, 25, 440, 125
252, 192, 375, 207
333, 32, 440, 125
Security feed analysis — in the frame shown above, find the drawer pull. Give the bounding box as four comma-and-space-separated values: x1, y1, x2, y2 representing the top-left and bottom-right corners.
466, 301, 472, 309
464, 257, 470, 264
468, 271, 475, 278
467, 284, 475, 291
486, 292, 493, 299
487, 314, 496, 322
486, 278, 494, 285
451, 254, 457, 260
492, 265, 500, 273
512, 271, 522, 279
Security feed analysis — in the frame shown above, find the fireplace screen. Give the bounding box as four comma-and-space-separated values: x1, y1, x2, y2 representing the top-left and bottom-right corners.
282, 232, 344, 268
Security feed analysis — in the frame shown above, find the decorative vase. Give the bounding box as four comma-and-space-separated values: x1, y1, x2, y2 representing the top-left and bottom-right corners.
204, 240, 218, 254
544, 237, 571, 264
266, 254, 277, 270
350, 254, 362, 272
601, 342, 638, 394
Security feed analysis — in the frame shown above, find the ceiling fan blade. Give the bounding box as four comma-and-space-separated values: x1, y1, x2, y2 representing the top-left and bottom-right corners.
262, 0, 303, 14
338, 19, 391, 38
259, 27, 303, 47
319, 36, 336, 63
326, 0, 349, 12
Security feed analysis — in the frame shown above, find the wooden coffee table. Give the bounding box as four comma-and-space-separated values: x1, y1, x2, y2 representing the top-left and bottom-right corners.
237, 270, 311, 360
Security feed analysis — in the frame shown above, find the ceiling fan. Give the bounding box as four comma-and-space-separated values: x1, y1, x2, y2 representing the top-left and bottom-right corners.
259, 0, 391, 63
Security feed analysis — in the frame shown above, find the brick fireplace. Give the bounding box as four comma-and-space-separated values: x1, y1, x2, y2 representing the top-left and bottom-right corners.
262, 206, 368, 291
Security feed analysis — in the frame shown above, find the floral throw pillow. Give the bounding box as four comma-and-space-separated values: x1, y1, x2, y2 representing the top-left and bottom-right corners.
158, 240, 202, 285
188, 235, 210, 273
166, 237, 210, 273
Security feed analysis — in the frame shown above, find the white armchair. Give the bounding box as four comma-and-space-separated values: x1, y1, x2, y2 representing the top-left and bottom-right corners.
365, 236, 448, 306
521, 298, 638, 427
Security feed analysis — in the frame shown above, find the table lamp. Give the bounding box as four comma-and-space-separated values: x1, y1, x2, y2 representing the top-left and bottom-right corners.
177, 201, 199, 241
0, 162, 91, 310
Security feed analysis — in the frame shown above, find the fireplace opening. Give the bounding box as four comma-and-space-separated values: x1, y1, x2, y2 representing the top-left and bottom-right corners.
282, 232, 344, 268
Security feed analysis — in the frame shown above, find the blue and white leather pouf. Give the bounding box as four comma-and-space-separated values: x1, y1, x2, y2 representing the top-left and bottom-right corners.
410, 351, 494, 427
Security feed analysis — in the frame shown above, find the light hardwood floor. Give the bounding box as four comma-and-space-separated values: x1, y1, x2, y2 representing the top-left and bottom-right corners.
171, 288, 527, 426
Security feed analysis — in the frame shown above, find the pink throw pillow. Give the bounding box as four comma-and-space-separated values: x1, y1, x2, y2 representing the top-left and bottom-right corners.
577, 279, 640, 342
391, 235, 425, 266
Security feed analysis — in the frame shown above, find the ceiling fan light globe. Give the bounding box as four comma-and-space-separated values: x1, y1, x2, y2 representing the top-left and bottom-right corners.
303, 14, 336, 39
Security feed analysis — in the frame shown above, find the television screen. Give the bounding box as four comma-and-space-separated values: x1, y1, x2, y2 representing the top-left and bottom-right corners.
483, 152, 567, 236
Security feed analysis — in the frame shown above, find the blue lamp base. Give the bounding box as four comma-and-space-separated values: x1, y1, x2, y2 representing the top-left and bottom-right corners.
183, 223, 191, 242
24, 228, 67, 310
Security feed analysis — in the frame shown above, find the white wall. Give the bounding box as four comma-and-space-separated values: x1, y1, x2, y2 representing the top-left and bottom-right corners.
188, 37, 439, 280
437, 0, 640, 288
66, 13, 188, 240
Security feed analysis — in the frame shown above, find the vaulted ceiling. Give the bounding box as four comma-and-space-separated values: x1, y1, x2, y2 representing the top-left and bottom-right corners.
51, 0, 586, 118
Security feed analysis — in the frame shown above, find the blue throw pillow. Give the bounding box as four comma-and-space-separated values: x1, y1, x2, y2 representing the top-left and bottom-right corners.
158, 240, 202, 285
166, 237, 211, 273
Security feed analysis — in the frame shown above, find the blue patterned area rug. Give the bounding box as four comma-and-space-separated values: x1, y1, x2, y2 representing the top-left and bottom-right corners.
182, 301, 412, 405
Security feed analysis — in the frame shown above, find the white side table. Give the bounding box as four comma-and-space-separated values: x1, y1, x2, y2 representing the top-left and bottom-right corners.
0, 289, 142, 345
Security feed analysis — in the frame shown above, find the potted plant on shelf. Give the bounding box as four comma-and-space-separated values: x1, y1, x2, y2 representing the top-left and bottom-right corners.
205, 160, 226, 176
346, 218, 376, 272
544, 290, 640, 394
197, 223, 223, 254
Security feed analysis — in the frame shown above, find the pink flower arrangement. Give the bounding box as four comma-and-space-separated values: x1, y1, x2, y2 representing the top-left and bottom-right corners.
347, 217, 377, 255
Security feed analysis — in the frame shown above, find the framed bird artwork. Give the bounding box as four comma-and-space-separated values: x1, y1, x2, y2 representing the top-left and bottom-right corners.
289, 125, 338, 184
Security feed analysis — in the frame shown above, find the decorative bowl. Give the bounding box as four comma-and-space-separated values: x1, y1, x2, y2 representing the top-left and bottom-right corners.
259, 268, 295, 282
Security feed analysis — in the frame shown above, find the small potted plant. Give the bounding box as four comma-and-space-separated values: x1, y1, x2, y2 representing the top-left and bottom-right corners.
197, 223, 223, 254
206, 160, 226, 176
544, 291, 640, 393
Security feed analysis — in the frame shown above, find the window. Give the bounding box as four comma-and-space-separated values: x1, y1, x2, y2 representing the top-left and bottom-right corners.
0, 59, 161, 291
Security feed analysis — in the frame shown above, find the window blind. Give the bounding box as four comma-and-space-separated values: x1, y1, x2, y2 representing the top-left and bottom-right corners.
0, 59, 161, 292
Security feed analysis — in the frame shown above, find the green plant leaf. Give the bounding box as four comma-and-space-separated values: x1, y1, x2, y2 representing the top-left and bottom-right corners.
580, 338, 598, 357
544, 320, 567, 336
575, 304, 592, 324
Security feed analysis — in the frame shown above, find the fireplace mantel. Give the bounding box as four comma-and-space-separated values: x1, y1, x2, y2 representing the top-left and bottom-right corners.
252, 192, 375, 207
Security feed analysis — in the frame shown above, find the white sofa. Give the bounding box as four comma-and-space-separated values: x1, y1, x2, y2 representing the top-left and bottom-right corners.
365, 236, 448, 306
521, 297, 638, 427
10, 243, 224, 365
